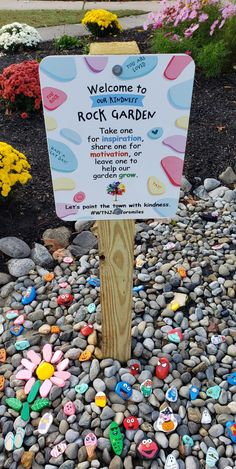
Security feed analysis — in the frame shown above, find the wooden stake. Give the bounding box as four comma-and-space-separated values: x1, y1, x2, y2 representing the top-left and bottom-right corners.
90, 41, 140, 361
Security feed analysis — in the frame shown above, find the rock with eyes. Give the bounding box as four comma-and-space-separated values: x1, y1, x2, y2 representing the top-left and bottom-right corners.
115, 381, 132, 400
84, 432, 98, 460
57, 293, 74, 306
123, 416, 139, 430
137, 437, 159, 459
155, 357, 170, 380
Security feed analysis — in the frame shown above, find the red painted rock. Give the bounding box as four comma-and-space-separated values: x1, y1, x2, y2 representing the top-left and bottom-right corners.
155, 358, 170, 380
57, 294, 73, 306
81, 324, 94, 337
123, 416, 139, 430
129, 363, 141, 376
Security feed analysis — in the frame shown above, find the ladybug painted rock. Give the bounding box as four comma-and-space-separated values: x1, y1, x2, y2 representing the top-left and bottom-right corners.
155, 357, 170, 380
57, 294, 74, 306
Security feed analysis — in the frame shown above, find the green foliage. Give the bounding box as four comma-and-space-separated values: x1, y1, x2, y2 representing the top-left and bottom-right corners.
54, 34, 81, 50
197, 41, 231, 77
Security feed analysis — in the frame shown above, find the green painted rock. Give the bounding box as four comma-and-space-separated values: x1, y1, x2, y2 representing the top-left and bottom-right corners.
21, 401, 30, 421
6, 398, 22, 412
27, 380, 41, 404
109, 422, 123, 456
31, 398, 50, 412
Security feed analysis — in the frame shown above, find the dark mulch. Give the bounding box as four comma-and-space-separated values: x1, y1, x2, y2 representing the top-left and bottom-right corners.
0, 29, 235, 271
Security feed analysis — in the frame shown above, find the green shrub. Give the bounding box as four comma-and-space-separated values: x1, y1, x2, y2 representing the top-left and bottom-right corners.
54, 34, 81, 50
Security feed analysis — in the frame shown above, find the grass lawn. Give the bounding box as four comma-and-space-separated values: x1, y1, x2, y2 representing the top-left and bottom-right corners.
0, 9, 147, 28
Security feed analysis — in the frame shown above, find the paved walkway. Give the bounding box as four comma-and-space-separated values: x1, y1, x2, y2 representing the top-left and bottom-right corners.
0, 0, 160, 11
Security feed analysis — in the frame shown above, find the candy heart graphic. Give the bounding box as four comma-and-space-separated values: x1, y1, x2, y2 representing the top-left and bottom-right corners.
42, 87, 67, 111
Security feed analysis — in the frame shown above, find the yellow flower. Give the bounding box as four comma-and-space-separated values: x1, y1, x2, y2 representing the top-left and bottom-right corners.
0, 142, 31, 197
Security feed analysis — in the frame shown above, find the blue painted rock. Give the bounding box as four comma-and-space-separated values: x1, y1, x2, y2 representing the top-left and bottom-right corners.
48, 139, 78, 173
115, 381, 132, 400
40, 56, 76, 82
15, 340, 30, 351
206, 385, 221, 399
166, 387, 178, 403
10, 325, 24, 337
22, 287, 36, 305
227, 372, 236, 386
189, 385, 200, 400
112, 56, 158, 79
226, 421, 236, 443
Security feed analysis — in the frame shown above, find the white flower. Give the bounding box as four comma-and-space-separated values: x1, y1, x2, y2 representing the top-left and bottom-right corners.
0, 22, 41, 51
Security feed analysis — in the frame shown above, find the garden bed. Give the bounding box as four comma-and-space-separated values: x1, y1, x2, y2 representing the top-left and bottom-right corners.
0, 28, 235, 261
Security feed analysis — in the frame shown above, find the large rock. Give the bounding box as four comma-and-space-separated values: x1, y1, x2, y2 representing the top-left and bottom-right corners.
8, 258, 35, 277
70, 231, 98, 256
31, 243, 53, 267
0, 237, 30, 258
219, 166, 236, 185
42, 226, 71, 252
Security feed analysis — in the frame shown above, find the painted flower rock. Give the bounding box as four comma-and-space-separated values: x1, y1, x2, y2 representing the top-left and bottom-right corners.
154, 403, 178, 433
57, 293, 74, 306
109, 422, 123, 455
22, 287, 36, 305
137, 437, 159, 460
155, 357, 170, 380
115, 381, 132, 400
123, 416, 139, 431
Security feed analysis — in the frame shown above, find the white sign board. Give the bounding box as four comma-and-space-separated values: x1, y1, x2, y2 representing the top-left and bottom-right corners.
39, 54, 195, 221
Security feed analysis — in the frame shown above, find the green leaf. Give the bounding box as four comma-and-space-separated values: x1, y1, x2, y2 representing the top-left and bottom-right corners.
31, 398, 50, 412
6, 398, 22, 412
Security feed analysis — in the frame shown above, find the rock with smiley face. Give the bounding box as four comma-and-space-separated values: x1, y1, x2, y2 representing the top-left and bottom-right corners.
84, 432, 98, 460
165, 454, 179, 469
109, 422, 123, 455
154, 402, 178, 433
57, 293, 74, 307
123, 416, 139, 431
115, 381, 132, 400
137, 437, 159, 460
155, 357, 170, 380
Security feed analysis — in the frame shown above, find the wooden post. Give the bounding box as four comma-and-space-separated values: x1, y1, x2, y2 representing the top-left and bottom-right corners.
90, 41, 140, 361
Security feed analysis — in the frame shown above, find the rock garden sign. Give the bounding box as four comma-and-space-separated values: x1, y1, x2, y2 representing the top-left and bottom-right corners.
39, 43, 195, 361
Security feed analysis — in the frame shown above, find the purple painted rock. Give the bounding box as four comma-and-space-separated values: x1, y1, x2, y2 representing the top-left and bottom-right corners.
84, 57, 108, 73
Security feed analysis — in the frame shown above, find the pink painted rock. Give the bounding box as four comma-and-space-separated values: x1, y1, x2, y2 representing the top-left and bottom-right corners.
24, 377, 36, 395
84, 57, 108, 73
162, 135, 187, 153
43, 344, 52, 362
51, 350, 63, 365
27, 350, 41, 365
57, 358, 69, 371
40, 379, 53, 398
64, 401, 76, 416
14, 314, 25, 325
161, 156, 184, 186
42, 87, 67, 111
21, 358, 37, 373
50, 376, 65, 387
164, 55, 192, 80
16, 369, 32, 380
54, 371, 71, 380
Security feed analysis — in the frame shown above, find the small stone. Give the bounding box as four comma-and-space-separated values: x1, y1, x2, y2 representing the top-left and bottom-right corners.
21, 451, 34, 469
204, 178, 220, 191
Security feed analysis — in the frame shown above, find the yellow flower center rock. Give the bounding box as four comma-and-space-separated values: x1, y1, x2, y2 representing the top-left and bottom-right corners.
36, 362, 54, 380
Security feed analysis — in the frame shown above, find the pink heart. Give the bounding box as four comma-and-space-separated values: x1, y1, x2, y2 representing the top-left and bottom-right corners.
14, 314, 25, 325
162, 135, 187, 153
84, 57, 108, 73
42, 87, 67, 111
161, 156, 184, 186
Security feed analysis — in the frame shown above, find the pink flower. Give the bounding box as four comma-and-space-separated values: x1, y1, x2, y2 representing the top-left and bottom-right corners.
189, 10, 198, 19
199, 13, 209, 22
184, 23, 199, 37
171, 34, 180, 41
210, 19, 219, 35
219, 19, 226, 28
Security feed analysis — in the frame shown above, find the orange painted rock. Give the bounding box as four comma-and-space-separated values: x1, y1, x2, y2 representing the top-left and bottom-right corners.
0, 376, 5, 391
43, 273, 55, 282
51, 326, 61, 334
21, 451, 34, 469
0, 349, 6, 363
79, 350, 92, 362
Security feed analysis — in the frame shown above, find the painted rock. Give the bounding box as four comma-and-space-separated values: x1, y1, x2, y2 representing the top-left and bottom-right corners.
53, 177, 76, 191
31, 398, 50, 412
115, 381, 132, 400
170, 302, 180, 312
10, 325, 24, 337
95, 391, 107, 407
87, 277, 100, 287
165, 454, 179, 469
201, 408, 212, 424
87, 303, 96, 313
113, 55, 158, 79
133, 285, 145, 292
129, 362, 141, 376
155, 358, 170, 380
0, 315, 4, 324
14, 314, 25, 325
227, 372, 236, 386
0, 375, 5, 391
14, 427, 25, 450
140, 379, 153, 398
6, 310, 18, 320
27, 380, 41, 404
154, 403, 178, 433
189, 386, 200, 400
51, 442, 67, 458
175, 115, 189, 130
27, 350, 41, 365
40, 56, 76, 82
164, 55, 192, 80
57, 294, 74, 306
36, 363, 54, 381
166, 387, 178, 403
206, 385, 221, 399
0, 349, 6, 363
75, 383, 89, 395
60, 128, 82, 145
21, 401, 30, 421
167, 328, 183, 344
123, 416, 139, 430
182, 435, 194, 446
226, 421, 236, 443
64, 401, 76, 416
81, 324, 94, 337
109, 422, 123, 455
147, 127, 163, 140
63, 256, 74, 264
38, 412, 53, 434
45, 115, 57, 131
20, 450, 34, 469
137, 437, 159, 460
43, 272, 55, 282
147, 177, 166, 195
161, 156, 184, 187
84, 57, 108, 73
168, 79, 194, 109
21, 358, 37, 373
79, 350, 92, 362
16, 369, 32, 380
206, 447, 219, 467
51, 326, 60, 334
6, 398, 22, 412
15, 340, 30, 351
22, 287, 36, 305
163, 135, 187, 153
177, 266, 187, 278
84, 432, 98, 460
48, 139, 78, 173
211, 335, 226, 345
